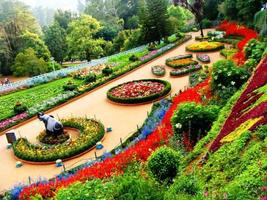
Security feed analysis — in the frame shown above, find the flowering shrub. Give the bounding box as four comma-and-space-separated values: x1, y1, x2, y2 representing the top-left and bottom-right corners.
18, 79, 209, 200
151, 65, 166, 76
186, 41, 224, 52
107, 79, 171, 104
13, 118, 105, 162
209, 56, 267, 152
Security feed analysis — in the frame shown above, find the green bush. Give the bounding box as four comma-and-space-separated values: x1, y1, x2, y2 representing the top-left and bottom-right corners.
147, 146, 181, 182
84, 73, 96, 83
171, 102, 219, 145
13, 102, 27, 114
201, 18, 212, 29
12, 48, 49, 77
129, 54, 139, 62
244, 39, 265, 62
211, 60, 249, 103
102, 67, 113, 76
62, 81, 77, 91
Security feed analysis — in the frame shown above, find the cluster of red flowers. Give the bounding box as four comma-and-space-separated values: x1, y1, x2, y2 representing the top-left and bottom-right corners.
19, 80, 210, 200
110, 81, 164, 98
209, 56, 267, 152
217, 20, 258, 65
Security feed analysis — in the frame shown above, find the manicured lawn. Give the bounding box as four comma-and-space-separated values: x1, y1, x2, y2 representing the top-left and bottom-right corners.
0, 78, 82, 121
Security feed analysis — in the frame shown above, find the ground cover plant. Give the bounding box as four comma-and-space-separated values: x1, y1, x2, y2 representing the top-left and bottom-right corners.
186, 41, 224, 52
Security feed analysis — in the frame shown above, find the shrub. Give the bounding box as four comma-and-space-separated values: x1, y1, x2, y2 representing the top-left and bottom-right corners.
201, 18, 212, 29
211, 60, 249, 102
147, 146, 181, 182
12, 48, 49, 77
84, 73, 96, 83
244, 39, 265, 62
13, 102, 27, 114
102, 67, 113, 76
63, 81, 77, 91
171, 102, 219, 145
129, 54, 139, 62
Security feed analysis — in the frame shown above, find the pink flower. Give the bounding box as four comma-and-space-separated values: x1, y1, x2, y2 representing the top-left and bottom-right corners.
262, 196, 267, 200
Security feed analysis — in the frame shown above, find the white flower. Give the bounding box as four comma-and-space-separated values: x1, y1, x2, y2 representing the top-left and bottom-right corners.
222, 86, 226, 89
227, 72, 232, 76
175, 123, 182, 129
231, 81, 235, 86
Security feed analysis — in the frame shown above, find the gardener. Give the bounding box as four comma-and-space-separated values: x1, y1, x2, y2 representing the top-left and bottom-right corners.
37, 112, 64, 135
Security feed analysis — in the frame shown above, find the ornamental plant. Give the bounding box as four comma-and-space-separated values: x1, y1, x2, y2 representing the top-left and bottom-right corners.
13, 102, 27, 114
171, 102, 219, 146
148, 146, 181, 183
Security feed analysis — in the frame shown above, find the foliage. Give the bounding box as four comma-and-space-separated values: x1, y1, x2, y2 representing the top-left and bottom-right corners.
166, 55, 198, 68
148, 146, 181, 182
12, 48, 49, 77
62, 81, 77, 91
254, 9, 267, 36
189, 70, 208, 87
54, 9, 74, 30
172, 102, 219, 145
203, 0, 222, 20
66, 15, 106, 61
140, 0, 170, 43
102, 67, 113, 76
84, 73, 97, 83
170, 64, 202, 77
151, 65, 166, 76
211, 59, 249, 102
44, 22, 67, 63
244, 39, 266, 63
129, 54, 139, 62
13, 102, 27, 114
201, 18, 212, 29
13, 118, 105, 162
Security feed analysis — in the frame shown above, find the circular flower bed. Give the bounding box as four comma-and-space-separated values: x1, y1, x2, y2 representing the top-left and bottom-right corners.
107, 79, 171, 104
170, 64, 202, 77
165, 54, 198, 69
196, 54, 211, 63
13, 117, 105, 162
151, 65, 166, 76
186, 41, 224, 52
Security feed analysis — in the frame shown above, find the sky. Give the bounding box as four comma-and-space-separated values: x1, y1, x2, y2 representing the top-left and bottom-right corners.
20, 0, 79, 11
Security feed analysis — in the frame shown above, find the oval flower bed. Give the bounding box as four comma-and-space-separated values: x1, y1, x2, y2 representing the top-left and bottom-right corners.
186, 41, 224, 52
107, 79, 171, 104
151, 65, 166, 76
170, 64, 202, 77
13, 117, 105, 162
165, 54, 198, 69
196, 54, 211, 63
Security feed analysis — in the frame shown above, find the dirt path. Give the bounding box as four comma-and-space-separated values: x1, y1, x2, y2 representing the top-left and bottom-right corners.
0, 29, 224, 191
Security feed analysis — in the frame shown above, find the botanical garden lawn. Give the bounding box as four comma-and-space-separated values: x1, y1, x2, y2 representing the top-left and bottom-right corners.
0, 78, 83, 121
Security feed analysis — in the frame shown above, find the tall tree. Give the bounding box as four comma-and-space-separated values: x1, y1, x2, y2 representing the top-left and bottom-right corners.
66, 15, 105, 61
173, 0, 205, 37
140, 0, 170, 43
54, 10, 74, 30
0, 0, 41, 75
254, 6, 267, 36
44, 23, 67, 63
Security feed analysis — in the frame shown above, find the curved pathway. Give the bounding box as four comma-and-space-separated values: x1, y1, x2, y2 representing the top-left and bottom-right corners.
0, 29, 224, 191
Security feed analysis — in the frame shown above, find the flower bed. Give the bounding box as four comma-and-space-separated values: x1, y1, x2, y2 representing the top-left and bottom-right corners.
13, 117, 105, 162
151, 65, 166, 76
209, 56, 267, 152
107, 79, 171, 104
196, 54, 210, 63
186, 41, 224, 52
170, 64, 202, 77
16, 79, 209, 200
37, 131, 70, 145
165, 54, 197, 69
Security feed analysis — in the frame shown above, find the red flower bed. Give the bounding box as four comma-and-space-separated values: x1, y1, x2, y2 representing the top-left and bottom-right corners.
19, 80, 210, 200
217, 20, 258, 65
110, 81, 165, 98
209, 56, 267, 152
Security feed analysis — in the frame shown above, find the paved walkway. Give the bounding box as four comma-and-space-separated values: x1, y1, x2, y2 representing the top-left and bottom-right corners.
0, 29, 224, 191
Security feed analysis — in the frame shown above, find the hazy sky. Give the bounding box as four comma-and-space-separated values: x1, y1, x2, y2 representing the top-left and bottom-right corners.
20, 0, 79, 11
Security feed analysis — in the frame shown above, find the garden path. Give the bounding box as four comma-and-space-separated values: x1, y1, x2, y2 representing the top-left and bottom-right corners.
0, 29, 224, 191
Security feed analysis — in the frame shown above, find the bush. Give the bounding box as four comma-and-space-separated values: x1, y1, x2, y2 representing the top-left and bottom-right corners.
12, 48, 49, 77
102, 67, 113, 76
129, 54, 139, 62
244, 39, 265, 62
84, 73, 96, 83
147, 146, 181, 182
171, 102, 219, 145
13, 102, 27, 114
63, 81, 77, 91
211, 60, 249, 102
201, 18, 212, 29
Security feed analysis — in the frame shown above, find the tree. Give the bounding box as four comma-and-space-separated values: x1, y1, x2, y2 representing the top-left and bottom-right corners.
173, 0, 205, 37
44, 23, 67, 63
0, 0, 41, 75
54, 9, 74, 29
12, 48, 48, 77
140, 0, 170, 43
254, 8, 267, 36
203, 0, 223, 20
67, 15, 106, 61
20, 31, 51, 61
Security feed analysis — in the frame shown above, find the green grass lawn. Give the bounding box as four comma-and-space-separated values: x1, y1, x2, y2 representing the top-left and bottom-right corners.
0, 78, 82, 121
